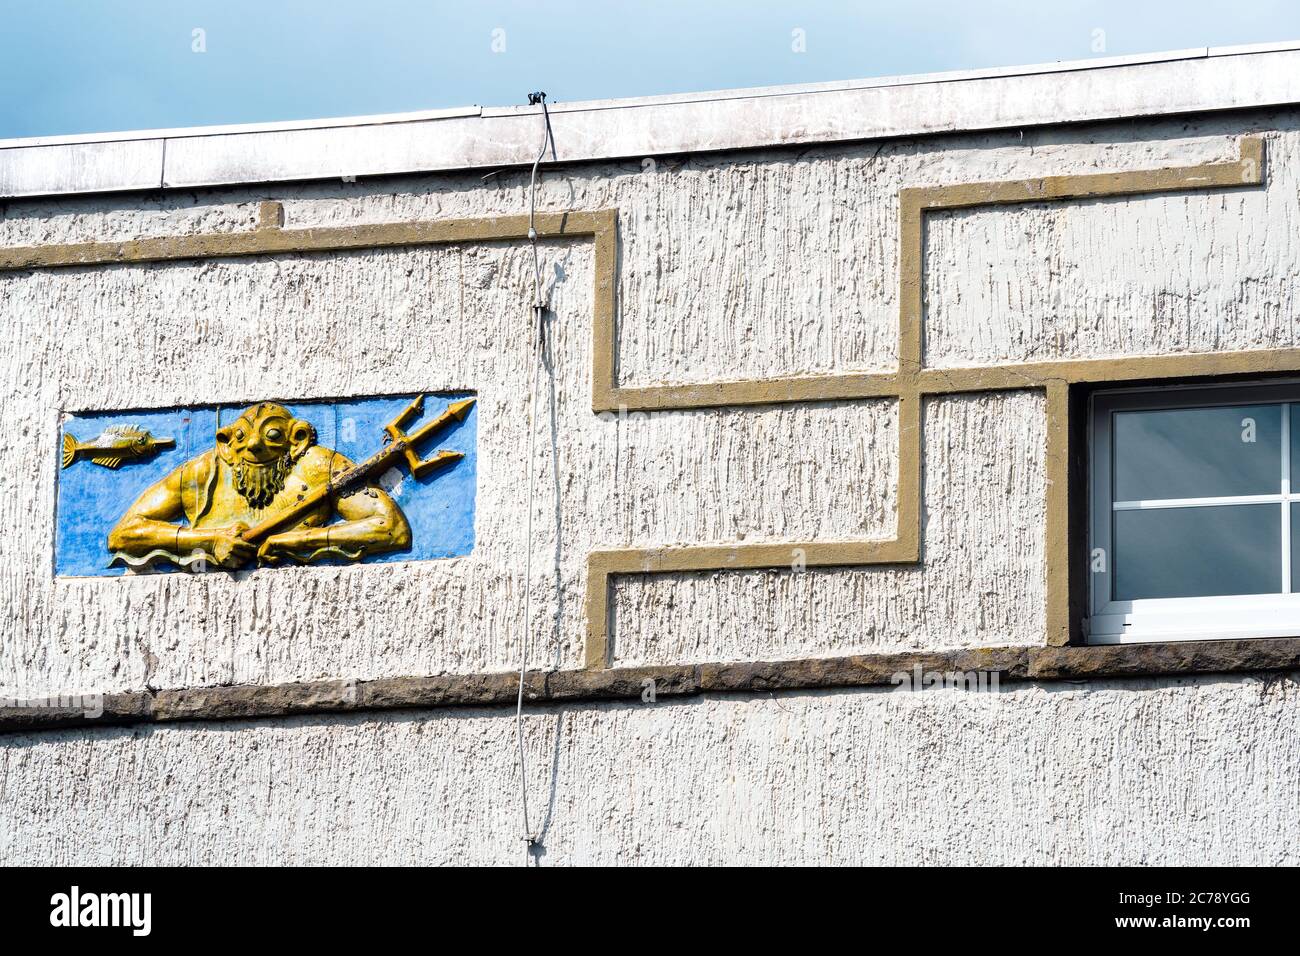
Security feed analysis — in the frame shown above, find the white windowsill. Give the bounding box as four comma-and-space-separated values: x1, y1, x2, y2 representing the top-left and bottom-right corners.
1088, 593, 1300, 644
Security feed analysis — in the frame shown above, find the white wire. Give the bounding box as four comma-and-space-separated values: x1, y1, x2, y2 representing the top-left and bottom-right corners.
516, 92, 554, 866
516, 344, 540, 865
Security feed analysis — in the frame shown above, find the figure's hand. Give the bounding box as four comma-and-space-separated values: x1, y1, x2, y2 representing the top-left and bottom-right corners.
257, 531, 306, 565
209, 524, 255, 568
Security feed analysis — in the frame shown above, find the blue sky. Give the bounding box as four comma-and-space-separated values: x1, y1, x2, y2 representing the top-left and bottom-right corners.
2, 1, 1299, 139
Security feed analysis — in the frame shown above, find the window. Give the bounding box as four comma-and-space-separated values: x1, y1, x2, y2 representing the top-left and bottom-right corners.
1089, 381, 1300, 644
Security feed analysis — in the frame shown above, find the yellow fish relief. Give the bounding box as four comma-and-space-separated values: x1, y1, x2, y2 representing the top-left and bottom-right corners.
61, 425, 175, 470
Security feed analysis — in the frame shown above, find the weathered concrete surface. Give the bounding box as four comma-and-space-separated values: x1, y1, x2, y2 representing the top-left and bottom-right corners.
0, 242, 598, 694
611, 392, 1043, 665
3, 675, 1297, 865
9, 118, 1270, 698
924, 128, 1300, 369
0, 232, 904, 693
3, 104, 1300, 863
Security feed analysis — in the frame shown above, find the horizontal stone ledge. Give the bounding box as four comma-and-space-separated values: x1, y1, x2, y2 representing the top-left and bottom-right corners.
3, 638, 1299, 735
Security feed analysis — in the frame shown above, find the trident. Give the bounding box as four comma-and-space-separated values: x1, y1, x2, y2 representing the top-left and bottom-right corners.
240, 395, 475, 545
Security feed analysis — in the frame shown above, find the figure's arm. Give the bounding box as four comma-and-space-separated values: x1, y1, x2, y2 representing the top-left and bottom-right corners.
256, 451, 411, 564
108, 462, 255, 567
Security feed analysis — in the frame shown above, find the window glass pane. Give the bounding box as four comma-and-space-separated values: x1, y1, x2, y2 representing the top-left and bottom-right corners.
1113, 504, 1280, 600
1292, 502, 1300, 595
1113, 403, 1280, 501
1291, 404, 1300, 486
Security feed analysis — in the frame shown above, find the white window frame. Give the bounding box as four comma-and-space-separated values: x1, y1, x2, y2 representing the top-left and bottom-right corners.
1088, 379, 1300, 645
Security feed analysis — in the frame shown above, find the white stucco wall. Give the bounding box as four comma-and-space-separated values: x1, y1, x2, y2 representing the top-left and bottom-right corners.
2, 103, 1299, 864
4, 673, 1297, 865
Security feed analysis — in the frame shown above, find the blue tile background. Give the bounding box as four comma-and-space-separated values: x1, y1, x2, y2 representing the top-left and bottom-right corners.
55, 393, 477, 576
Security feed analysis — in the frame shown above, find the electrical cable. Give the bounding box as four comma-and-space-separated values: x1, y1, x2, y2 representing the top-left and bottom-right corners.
516, 90, 556, 866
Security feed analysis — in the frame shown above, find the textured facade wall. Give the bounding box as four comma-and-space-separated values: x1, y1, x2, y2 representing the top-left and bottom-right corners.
611, 392, 1043, 665
3, 109, 1299, 863
924, 127, 1300, 369
4, 673, 1298, 865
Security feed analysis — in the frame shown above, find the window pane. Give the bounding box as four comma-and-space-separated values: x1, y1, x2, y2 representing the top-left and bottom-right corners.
1113, 504, 1280, 600
1291, 404, 1300, 486
1292, 502, 1300, 595
1113, 404, 1280, 501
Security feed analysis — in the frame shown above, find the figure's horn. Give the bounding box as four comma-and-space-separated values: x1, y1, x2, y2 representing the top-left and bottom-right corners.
154, 437, 176, 449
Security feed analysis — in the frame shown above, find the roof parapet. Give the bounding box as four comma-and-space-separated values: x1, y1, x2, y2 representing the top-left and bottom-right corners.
3, 42, 1300, 199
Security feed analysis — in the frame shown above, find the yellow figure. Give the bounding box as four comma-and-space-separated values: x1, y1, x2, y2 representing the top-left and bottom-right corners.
108, 403, 411, 569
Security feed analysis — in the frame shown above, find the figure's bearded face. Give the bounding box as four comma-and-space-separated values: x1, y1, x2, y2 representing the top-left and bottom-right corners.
216, 403, 316, 509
